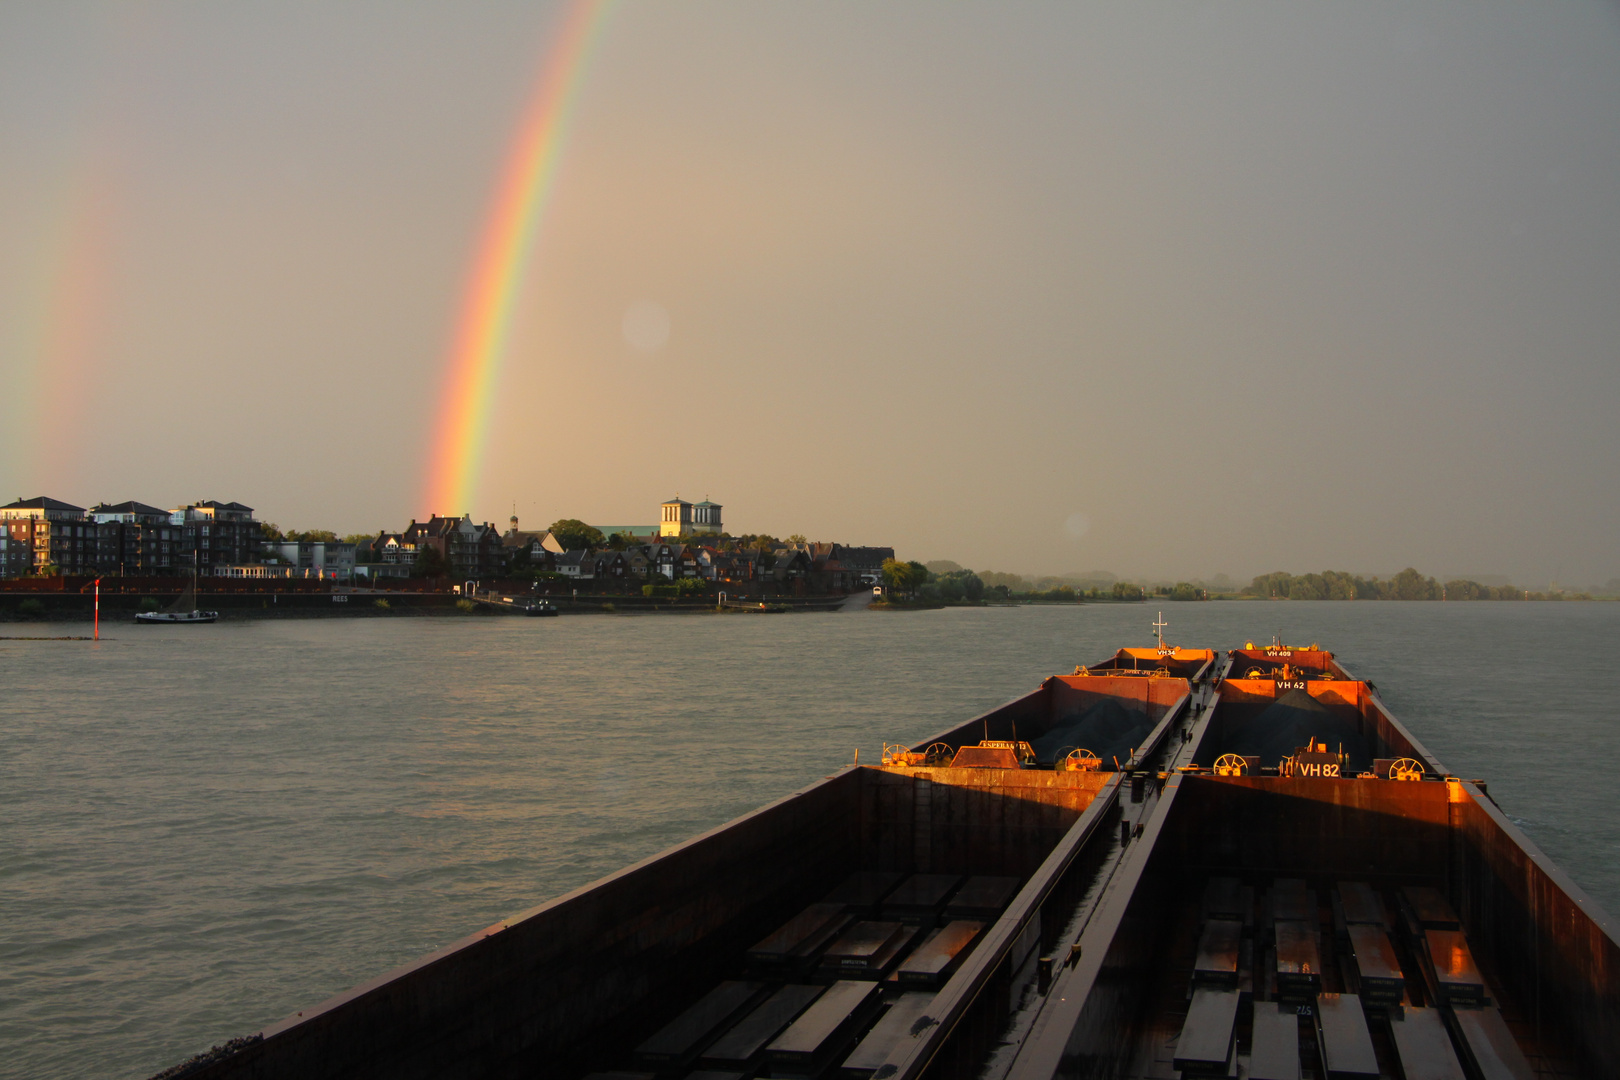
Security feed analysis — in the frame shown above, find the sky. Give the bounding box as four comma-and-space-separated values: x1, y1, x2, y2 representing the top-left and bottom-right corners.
2, 2, 1617, 586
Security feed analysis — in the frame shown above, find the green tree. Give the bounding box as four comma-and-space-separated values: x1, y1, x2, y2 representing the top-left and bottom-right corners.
1288, 574, 1327, 601
1170, 582, 1200, 601
958, 572, 985, 602
1111, 581, 1144, 602
1354, 575, 1386, 599
504, 543, 535, 577
1245, 571, 1294, 598
342, 533, 375, 547
1321, 570, 1357, 601
736, 534, 781, 554
978, 570, 1030, 593
786, 533, 808, 545
285, 529, 339, 543
881, 558, 929, 596
1389, 567, 1440, 600
411, 544, 450, 578
931, 569, 985, 602
548, 519, 606, 551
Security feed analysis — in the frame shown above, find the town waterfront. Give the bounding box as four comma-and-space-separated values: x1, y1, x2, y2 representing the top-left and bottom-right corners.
3, 602, 1618, 1079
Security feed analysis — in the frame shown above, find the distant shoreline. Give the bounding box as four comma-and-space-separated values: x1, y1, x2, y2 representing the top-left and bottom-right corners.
0, 590, 858, 621
0, 589, 1608, 623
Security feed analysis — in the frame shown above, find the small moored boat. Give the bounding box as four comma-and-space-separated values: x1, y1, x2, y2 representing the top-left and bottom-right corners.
135, 576, 218, 624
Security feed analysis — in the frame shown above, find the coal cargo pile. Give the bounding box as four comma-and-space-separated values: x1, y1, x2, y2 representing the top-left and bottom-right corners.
1227, 689, 1373, 768
1031, 699, 1154, 767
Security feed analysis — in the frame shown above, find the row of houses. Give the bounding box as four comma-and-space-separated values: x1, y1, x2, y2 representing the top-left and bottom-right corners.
2, 494, 893, 593
516, 538, 894, 592
357, 500, 725, 580
354, 513, 892, 592
1, 496, 263, 577
362, 515, 507, 579
0, 496, 360, 581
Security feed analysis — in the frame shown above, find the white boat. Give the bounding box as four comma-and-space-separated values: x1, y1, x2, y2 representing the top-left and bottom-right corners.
135, 576, 219, 624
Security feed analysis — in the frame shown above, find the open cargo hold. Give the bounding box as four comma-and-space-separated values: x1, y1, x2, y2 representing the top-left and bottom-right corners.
1226, 643, 1353, 683
746, 902, 851, 973
820, 920, 921, 979
161, 758, 1124, 1079
1007, 772, 1614, 1080
764, 979, 882, 1078
1076, 647, 1216, 682
631, 979, 767, 1068
840, 990, 936, 1078
1193, 676, 1446, 776
897, 921, 985, 988
698, 982, 825, 1071
901, 671, 1194, 774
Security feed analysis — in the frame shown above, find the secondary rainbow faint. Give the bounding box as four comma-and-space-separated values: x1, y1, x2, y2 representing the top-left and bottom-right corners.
9, 157, 116, 490
423, 0, 617, 518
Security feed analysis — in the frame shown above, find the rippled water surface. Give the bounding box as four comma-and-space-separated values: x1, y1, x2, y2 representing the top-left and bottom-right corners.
3, 602, 1617, 1079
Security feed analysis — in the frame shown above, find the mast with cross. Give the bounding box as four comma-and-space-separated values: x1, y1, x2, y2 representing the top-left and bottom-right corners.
1153, 611, 1169, 654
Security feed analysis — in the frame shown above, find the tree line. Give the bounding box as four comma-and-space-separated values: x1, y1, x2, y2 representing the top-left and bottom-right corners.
1243, 568, 1582, 601
883, 560, 1159, 604
544, 519, 807, 556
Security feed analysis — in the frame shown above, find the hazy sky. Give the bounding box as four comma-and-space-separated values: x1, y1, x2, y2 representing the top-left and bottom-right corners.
3, 2, 1617, 585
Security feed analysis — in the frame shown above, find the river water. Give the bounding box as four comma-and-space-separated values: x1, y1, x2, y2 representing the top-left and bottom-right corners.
2, 602, 1617, 1079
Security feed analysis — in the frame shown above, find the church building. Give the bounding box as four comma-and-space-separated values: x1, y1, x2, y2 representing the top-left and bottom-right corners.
659, 496, 723, 538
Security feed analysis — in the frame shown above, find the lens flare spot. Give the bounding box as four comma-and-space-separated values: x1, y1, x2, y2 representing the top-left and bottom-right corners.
622, 301, 670, 352
1064, 512, 1091, 539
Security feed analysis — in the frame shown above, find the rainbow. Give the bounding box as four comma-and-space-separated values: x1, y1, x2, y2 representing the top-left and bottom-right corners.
7, 156, 115, 494
423, 0, 616, 517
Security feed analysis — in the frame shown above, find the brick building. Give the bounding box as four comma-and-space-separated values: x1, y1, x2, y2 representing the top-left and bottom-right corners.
90, 501, 184, 575
174, 501, 260, 570
398, 514, 505, 578
0, 497, 96, 575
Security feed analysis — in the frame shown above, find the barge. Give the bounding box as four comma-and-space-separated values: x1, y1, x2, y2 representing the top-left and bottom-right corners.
156, 641, 1617, 1080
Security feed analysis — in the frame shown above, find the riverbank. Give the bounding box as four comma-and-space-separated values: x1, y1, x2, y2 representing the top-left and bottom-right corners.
0, 590, 861, 621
